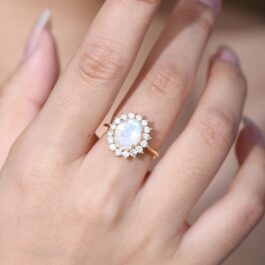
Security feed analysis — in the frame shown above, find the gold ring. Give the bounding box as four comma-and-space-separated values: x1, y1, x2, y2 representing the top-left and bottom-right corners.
104, 112, 159, 159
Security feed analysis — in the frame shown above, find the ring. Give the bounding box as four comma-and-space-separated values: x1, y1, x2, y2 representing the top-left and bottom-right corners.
104, 112, 159, 159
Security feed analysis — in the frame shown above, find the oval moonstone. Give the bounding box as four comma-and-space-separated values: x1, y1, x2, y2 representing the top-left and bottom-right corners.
115, 119, 142, 149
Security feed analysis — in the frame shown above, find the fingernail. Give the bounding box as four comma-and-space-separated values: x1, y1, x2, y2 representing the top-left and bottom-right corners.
199, 0, 222, 13
24, 9, 51, 59
242, 116, 265, 146
216, 46, 241, 68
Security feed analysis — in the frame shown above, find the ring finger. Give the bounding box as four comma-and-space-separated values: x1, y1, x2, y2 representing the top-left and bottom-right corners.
83, 0, 222, 203
23, 0, 162, 163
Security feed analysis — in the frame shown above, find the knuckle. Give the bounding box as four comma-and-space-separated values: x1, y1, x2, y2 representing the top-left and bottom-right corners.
14, 158, 58, 193
146, 64, 187, 99
197, 106, 237, 149
78, 39, 126, 84
8, 140, 62, 192
177, 3, 215, 33
99, 202, 121, 225
74, 191, 121, 227
237, 194, 264, 227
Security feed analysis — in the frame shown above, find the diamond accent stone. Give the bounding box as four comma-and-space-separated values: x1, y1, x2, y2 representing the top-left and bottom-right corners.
120, 114, 127, 121
108, 130, 113, 137
143, 133, 151, 140
141, 120, 148, 126
128, 113, 135, 119
144, 127, 151, 133
115, 118, 121, 124
109, 144, 116, 151
122, 151, 130, 159
136, 114, 142, 121
141, 140, 148, 148
136, 146, 144, 153
130, 149, 138, 158
107, 137, 114, 144
115, 149, 122, 156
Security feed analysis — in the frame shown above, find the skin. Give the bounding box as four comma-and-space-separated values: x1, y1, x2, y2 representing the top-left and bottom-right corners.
0, 0, 265, 264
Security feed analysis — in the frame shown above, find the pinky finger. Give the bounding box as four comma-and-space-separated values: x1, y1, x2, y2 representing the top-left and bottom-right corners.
176, 118, 265, 265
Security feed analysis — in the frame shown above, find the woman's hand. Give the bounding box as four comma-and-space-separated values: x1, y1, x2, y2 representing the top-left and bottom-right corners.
0, 1, 264, 264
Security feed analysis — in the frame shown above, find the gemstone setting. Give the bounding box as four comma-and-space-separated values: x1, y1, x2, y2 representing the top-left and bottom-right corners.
107, 113, 152, 159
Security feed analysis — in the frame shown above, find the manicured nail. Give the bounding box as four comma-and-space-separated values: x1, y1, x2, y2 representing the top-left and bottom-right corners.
199, 0, 222, 13
242, 117, 265, 146
24, 9, 51, 59
216, 46, 240, 68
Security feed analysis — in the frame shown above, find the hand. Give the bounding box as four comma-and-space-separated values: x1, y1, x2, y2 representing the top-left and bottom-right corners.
0, 1, 264, 264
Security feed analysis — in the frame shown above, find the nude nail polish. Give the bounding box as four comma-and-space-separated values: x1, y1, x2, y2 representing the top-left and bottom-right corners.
199, 0, 222, 13
24, 9, 51, 58
216, 46, 241, 68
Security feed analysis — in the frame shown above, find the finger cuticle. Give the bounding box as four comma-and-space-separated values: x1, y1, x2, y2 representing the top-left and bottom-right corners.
199, 0, 222, 14
215, 46, 241, 68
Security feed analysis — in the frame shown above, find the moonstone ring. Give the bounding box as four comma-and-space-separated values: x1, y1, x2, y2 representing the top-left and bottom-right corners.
105, 113, 159, 159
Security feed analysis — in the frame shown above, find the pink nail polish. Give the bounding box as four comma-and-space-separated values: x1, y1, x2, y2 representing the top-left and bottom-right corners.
216, 46, 240, 67
24, 9, 51, 59
199, 0, 222, 13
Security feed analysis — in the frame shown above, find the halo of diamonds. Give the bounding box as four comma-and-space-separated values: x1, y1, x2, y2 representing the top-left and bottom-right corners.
107, 112, 152, 159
